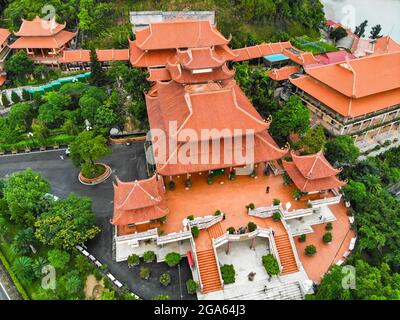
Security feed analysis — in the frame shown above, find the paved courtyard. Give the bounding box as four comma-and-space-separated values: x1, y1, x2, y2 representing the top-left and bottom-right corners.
0, 142, 195, 300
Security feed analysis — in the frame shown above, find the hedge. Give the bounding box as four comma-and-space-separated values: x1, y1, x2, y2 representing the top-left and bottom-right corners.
0, 134, 75, 152
0, 248, 30, 300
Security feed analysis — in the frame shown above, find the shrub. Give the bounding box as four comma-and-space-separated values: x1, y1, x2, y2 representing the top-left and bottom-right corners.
247, 221, 257, 232
139, 267, 151, 280
93, 268, 103, 281
11, 91, 21, 104
323, 232, 333, 243
272, 212, 281, 221
214, 210, 222, 216
168, 180, 175, 191
22, 90, 31, 101
299, 234, 307, 243
159, 273, 171, 286
283, 173, 292, 185
228, 171, 236, 180
186, 279, 198, 294
305, 244, 317, 256
273, 198, 281, 205
165, 252, 181, 267
246, 203, 255, 210
220, 264, 236, 284
191, 226, 200, 238
227, 227, 235, 234
1, 94, 10, 107
127, 254, 140, 267
187, 215, 194, 221
207, 174, 213, 185
48, 249, 70, 270
325, 222, 333, 231
293, 189, 301, 200
143, 251, 155, 263
262, 254, 280, 276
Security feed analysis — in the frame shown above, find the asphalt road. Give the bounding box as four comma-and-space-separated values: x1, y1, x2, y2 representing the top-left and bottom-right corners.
0, 143, 195, 300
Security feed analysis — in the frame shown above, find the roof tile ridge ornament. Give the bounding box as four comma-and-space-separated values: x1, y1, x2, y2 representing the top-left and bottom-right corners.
306, 149, 323, 179
209, 20, 231, 44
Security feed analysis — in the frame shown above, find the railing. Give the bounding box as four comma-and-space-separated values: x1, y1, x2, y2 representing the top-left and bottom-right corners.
248, 205, 281, 218
268, 161, 285, 176
189, 237, 204, 293
263, 228, 283, 273
115, 228, 158, 242
157, 230, 192, 245
188, 214, 223, 230
211, 241, 224, 290
282, 207, 314, 220
308, 195, 342, 208
280, 219, 302, 270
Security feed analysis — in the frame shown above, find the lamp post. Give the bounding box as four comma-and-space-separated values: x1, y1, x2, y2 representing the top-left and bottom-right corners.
27, 132, 35, 147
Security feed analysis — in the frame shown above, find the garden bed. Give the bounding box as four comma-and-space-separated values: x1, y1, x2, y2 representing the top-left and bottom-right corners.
78, 163, 112, 185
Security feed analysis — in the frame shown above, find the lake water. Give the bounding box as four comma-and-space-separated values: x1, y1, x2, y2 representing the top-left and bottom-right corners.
320, 0, 400, 42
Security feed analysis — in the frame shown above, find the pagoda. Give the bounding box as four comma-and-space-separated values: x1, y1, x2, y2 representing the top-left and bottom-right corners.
283, 150, 345, 193
9, 16, 76, 65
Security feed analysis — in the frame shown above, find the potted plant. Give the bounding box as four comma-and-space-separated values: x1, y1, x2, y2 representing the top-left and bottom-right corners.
185, 178, 192, 189
207, 174, 213, 185
159, 216, 167, 224
283, 173, 292, 185
165, 252, 181, 267
139, 267, 151, 280
186, 279, 198, 294
298, 234, 307, 243
305, 244, 317, 256
127, 254, 140, 267
220, 264, 236, 284
246, 203, 255, 210
272, 212, 281, 222
168, 180, 176, 191
323, 232, 333, 244
191, 226, 200, 238
159, 273, 171, 287
249, 170, 256, 178
187, 215, 194, 221
293, 189, 301, 201
228, 170, 236, 181
214, 210, 222, 216
273, 198, 281, 206
262, 254, 280, 276
325, 222, 333, 231
247, 221, 257, 232
227, 227, 235, 234
143, 251, 155, 263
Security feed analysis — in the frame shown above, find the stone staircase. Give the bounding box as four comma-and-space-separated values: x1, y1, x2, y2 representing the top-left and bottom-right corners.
274, 234, 298, 275
207, 222, 224, 240
229, 281, 303, 300
196, 249, 223, 294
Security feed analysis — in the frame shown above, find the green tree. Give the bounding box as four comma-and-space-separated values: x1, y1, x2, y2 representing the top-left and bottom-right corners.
3, 168, 50, 225
37, 103, 63, 128
330, 26, 348, 42
32, 120, 49, 145
95, 106, 118, 128
11, 91, 21, 104
89, 48, 105, 87
1, 94, 10, 108
309, 265, 351, 300
7, 102, 33, 132
12, 256, 34, 283
270, 95, 310, 143
5, 51, 34, 80
57, 270, 84, 299
100, 289, 118, 300
69, 130, 110, 178
355, 20, 368, 38
370, 24, 382, 39
35, 193, 100, 250
11, 227, 34, 255
48, 249, 70, 270
325, 135, 360, 165
300, 125, 327, 155
79, 95, 102, 124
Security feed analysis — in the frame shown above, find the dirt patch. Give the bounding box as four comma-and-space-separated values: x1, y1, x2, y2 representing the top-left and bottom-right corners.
84, 274, 105, 300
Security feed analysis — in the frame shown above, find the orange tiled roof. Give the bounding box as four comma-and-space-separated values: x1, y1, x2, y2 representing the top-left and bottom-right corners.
166, 61, 235, 83
146, 80, 288, 175
147, 68, 172, 82
176, 47, 226, 70
0, 75, 6, 87
14, 16, 66, 36
290, 74, 400, 118
304, 52, 400, 98
232, 42, 292, 62
59, 49, 129, 63
112, 175, 169, 225
283, 48, 320, 66
129, 40, 176, 67
9, 30, 76, 49
268, 65, 300, 81
283, 151, 345, 193
373, 36, 400, 55
135, 20, 230, 50
0, 28, 10, 44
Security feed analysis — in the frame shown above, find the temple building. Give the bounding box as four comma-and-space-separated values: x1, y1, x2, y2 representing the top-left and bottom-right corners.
112, 175, 169, 237
283, 151, 345, 194
0, 28, 11, 85
290, 51, 400, 149
9, 16, 77, 65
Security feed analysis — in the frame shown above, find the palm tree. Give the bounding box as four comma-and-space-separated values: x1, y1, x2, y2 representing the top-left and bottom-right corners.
12, 256, 34, 283
33, 257, 48, 278
362, 174, 383, 194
